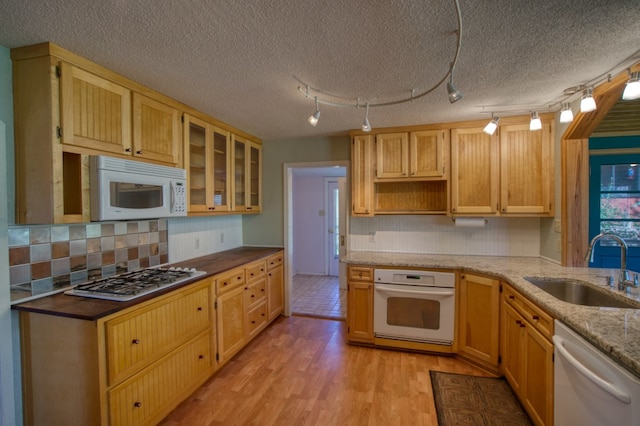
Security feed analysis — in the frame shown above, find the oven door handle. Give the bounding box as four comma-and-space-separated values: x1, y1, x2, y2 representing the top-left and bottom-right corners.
375, 283, 454, 298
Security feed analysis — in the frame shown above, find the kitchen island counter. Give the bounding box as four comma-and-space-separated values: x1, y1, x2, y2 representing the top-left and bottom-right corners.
342, 251, 640, 379
12, 246, 282, 321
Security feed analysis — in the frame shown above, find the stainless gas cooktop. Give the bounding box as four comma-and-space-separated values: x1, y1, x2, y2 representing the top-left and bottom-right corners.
65, 267, 206, 301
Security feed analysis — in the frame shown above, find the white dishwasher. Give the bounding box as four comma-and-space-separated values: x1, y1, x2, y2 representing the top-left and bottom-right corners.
553, 320, 640, 426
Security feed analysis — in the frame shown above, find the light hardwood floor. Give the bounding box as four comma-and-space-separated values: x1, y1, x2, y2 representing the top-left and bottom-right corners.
159, 316, 489, 425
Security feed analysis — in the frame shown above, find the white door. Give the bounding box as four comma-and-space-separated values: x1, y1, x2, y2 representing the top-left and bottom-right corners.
338, 177, 347, 289
327, 179, 339, 276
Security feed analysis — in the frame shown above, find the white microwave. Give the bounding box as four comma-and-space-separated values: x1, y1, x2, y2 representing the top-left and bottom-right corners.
90, 156, 187, 221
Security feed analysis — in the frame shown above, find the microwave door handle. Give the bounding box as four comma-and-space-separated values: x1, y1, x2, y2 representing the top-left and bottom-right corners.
169, 182, 175, 213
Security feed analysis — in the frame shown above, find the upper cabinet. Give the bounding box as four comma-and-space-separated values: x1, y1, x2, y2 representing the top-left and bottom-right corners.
11, 42, 262, 224
451, 127, 499, 215
132, 93, 181, 165
351, 135, 374, 216
184, 114, 231, 213
59, 62, 132, 155
375, 130, 447, 180
231, 135, 262, 213
499, 122, 553, 215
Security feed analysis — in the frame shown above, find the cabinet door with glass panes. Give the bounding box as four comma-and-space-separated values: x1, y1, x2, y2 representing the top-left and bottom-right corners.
231, 135, 262, 213
183, 114, 230, 213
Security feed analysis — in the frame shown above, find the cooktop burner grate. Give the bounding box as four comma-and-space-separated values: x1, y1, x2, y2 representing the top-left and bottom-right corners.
65, 267, 206, 301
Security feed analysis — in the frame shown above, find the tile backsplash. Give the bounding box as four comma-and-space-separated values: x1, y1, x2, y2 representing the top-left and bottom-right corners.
8, 219, 168, 302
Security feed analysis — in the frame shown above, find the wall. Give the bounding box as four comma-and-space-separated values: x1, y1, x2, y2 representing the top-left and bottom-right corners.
168, 215, 243, 263
0, 45, 17, 426
243, 136, 351, 246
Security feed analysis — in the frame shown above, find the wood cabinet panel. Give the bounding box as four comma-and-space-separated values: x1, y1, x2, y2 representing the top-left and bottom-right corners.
108, 331, 211, 426
231, 135, 262, 213
347, 266, 374, 343
132, 93, 181, 165
351, 135, 374, 216
267, 257, 284, 320
60, 62, 131, 154
450, 127, 499, 214
105, 285, 210, 385
410, 130, 446, 178
216, 284, 246, 364
500, 122, 553, 215
457, 273, 500, 370
376, 133, 409, 178
216, 269, 246, 294
247, 301, 268, 339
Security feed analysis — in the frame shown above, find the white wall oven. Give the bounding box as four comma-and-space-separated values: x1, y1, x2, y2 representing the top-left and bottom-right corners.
374, 269, 455, 345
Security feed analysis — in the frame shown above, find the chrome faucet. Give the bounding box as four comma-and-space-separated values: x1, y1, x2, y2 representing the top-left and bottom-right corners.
585, 232, 636, 291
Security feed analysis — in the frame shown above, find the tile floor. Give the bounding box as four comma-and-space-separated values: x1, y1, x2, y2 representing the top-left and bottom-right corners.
291, 274, 346, 319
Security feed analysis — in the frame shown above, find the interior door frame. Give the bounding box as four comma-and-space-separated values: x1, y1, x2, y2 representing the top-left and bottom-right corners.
283, 161, 350, 316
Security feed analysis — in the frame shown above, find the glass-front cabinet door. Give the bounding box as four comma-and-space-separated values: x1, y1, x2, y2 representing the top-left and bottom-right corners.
231, 135, 262, 212
184, 114, 230, 213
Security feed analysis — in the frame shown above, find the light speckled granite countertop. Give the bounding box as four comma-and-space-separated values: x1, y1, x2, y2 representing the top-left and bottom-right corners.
342, 251, 640, 378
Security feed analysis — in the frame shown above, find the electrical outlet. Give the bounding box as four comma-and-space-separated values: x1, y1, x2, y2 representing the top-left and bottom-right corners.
194, 237, 200, 250
553, 219, 561, 233
369, 232, 375, 243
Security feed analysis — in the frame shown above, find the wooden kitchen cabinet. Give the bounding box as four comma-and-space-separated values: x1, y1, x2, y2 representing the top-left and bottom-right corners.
375, 130, 447, 179
501, 283, 554, 426
347, 266, 374, 343
11, 41, 262, 224
216, 268, 248, 364
266, 252, 285, 320
450, 127, 499, 215
245, 260, 268, 339
19, 277, 215, 426
499, 122, 553, 215
132, 93, 181, 166
457, 273, 500, 372
351, 135, 374, 216
231, 135, 262, 213
184, 114, 231, 213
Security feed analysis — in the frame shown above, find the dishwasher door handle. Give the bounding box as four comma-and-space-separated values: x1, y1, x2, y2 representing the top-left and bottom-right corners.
552, 335, 631, 404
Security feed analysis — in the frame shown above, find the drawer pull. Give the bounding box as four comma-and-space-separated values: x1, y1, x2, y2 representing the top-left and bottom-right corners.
252, 320, 256, 324
261, 288, 265, 292
197, 307, 203, 311
508, 295, 515, 300
237, 276, 242, 280
134, 402, 142, 408
532, 315, 540, 320
132, 339, 140, 345
251, 295, 255, 298
199, 355, 204, 359
515, 320, 521, 325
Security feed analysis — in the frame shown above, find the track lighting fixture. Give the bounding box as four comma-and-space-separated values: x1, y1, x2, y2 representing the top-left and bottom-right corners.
446, 73, 463, 103
308, 97, 320, 127
362, 103, 371, 132
580, 88, 597, 113
483, 116, 499, 135
559, 102, 574, 123
622, 71, 640, 100
529, 111, 542, 131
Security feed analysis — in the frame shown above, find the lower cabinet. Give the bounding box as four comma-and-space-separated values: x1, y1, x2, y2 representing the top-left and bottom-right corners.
501, 283, 554, 426
346, 266, 374, 343
266, 252, 284, 320
457, 273, 500, 372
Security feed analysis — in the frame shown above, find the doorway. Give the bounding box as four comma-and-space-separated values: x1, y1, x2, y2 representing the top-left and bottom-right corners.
284, 162, 348, 319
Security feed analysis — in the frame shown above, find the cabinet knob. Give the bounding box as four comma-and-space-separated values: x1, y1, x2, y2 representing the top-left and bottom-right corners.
136, 150, 142, 154
132, 339, 140, 344
252, 320, 256, 324
134, 402, 142, 408
251, 295, 255, 298
125, 148, 132, 152
197, 307, 203, 311
532, 315, 539, 320
261, 288, 265, 292
245, 287, 249, 290
515, 320, 521, 325
199, 355, 204, 359
508, 295, 515, 300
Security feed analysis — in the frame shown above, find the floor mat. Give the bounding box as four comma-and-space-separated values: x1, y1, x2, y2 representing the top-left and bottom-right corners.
429, 371, 533, 425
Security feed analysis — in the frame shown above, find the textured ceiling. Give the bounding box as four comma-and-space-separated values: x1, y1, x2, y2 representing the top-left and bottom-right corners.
1, 0, 640, 141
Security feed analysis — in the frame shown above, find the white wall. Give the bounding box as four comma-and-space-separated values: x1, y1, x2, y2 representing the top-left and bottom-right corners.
350, 215, 541, 256
168, 215, 243, 263
292, 176, 327, 275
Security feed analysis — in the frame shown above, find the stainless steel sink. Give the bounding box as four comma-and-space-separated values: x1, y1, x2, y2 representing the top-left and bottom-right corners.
523, 277, 638, 309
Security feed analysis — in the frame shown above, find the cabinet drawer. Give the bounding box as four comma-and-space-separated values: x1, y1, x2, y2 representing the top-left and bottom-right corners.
216, 269, 246, 294
247, 301, 268, 338
348, 266, 374, 282
246, 261, 266, 282
503, 284, 553, 340
267, 253, 283, 270
108, 331, 212, 426
105, 284, 211, 385
246, 279, 266, 309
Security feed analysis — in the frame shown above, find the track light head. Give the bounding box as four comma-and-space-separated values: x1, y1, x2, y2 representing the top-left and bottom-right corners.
483, 117, 499, 135
622, 71, 640, 100
529, 111, 542, 131
580, 88, 597, 113
308, 97, 321, 127
560, 102, 574, 123
362, 103, 371, 132
447, 81, 463, 103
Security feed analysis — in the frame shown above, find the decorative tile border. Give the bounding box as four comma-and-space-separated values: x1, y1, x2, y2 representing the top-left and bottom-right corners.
9, 219, 168, 302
